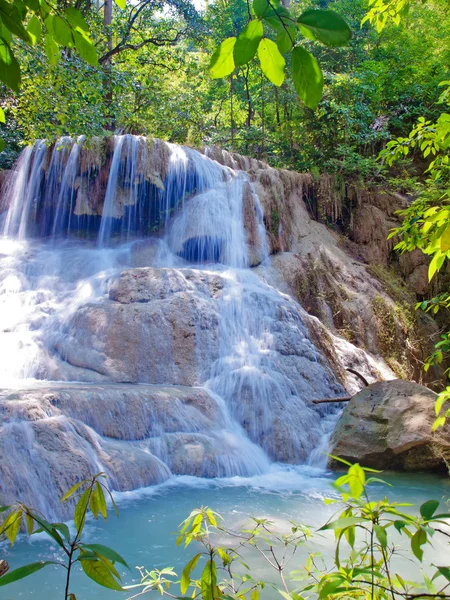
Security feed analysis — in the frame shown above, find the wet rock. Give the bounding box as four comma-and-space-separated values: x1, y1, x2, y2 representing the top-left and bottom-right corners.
0, 383, 221, 518
329, 380, 450, 472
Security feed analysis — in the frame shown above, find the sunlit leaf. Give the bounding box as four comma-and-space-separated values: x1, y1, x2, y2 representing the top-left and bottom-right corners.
234, 20, 263, 66
210, 37, 236, 79
258, 37, 285, 86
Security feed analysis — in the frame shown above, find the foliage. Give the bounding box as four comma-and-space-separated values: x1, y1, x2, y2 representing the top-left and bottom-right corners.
209, 0, 351, 109
383, 79, 450, 428
0, 473, 128, 599
126, 461, 450, 600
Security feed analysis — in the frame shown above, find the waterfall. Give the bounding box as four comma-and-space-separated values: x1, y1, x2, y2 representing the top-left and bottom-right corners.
0, 135, 346, 516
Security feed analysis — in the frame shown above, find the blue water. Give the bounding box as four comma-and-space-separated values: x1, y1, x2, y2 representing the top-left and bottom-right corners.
2, 466, 449, 600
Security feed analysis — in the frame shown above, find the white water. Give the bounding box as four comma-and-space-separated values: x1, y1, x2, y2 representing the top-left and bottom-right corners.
0, 136, 347, 517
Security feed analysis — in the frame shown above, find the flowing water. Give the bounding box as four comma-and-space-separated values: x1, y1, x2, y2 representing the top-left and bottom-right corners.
0, 136, 447, 597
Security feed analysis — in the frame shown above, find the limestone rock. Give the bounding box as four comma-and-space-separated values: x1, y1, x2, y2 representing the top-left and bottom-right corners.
329, 380, 450, 472
0, 383, 222, 519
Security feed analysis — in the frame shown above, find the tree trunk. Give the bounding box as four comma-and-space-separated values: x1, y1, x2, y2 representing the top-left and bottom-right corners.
103, 0, 114, 129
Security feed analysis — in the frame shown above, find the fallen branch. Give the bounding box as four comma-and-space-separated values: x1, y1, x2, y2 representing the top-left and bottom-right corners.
312, 396, 351, 404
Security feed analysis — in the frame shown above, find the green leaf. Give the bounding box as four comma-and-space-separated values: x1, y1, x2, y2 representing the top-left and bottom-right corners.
276, 27, 296, 54
0, 137, 5, 152
90, 487, 99, 519
210, 37, 236, 79
72, 30, 98, 65
1, 509, 22, 544
80, 558, 124, 591
65, 7, 89, 31
26, 15, 41, 45
374, 524, 388, 549
52, 15, 72, 46
200, 560, 217, 600
428, 251, 445, 281
291, 46, 323, 109
82, 544, 129, 569
319, 517, 366, 531
0, 561, 57, 586
0, 36, 20, 91
440, 225, 450, 252
61, 480, 86, 502
420, 500, 439, 521
234, 20, 263, 66
181, 553, 201, 594
52, 522, 70, 542
0, 0, 31, 43
0, 106, 5, 123
114, 0, 125, 8
96, 482, 107, 519
253, 0, 292, 30
44, 33, 59, 65
258, 38, 285, 86
437, 567, 450, 582
297, 9, 351, 47
411, 528, 427, 561
74, 489, 90, 535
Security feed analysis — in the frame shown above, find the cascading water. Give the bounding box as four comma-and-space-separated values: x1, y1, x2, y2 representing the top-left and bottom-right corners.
0, 135, 346, 517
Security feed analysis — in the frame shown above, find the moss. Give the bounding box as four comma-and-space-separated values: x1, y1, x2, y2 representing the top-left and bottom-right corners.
371, 294, 415, 378
270, 208, 280, 237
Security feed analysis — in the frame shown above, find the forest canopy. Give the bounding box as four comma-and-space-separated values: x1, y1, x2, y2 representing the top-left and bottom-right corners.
0, 0, 449, 186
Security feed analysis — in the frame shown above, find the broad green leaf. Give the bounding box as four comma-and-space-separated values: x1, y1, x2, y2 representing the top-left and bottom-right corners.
44, 33, 59, 65
234, 20, 263, 66
411, 528, 427, 561
0, 22, 12, 44
253, 0, 292, 30
27, 15, 41, 45
0, 36, 20, 91
0, 137, 4, 152
65, 7, 89, 32
258, 38, 285, 86
73, 30, 98, 65
0, 0, 31, 43
80, 558, 124, 591
297, 9, 351, 47
52, 15, 72, 46
181, 553, 201, 594
114, 0, 125, 8
82, 544, 129, 569
0, 106, 4, 122
291, 46, 323, 109
61, 480, 85, 502
0, 561, 57, 586
210, 37, 236, 79
276, 26, 296, 54
24, 0, 39, 10
420, 499, 439, 520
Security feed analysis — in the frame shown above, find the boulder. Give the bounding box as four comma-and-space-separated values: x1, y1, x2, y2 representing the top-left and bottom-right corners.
329, 380, 450, 472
